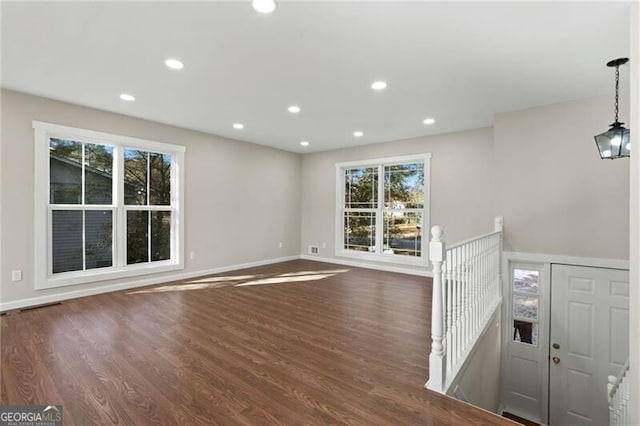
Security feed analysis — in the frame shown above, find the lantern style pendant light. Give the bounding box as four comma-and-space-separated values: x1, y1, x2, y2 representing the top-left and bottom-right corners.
594, 57, 630, 159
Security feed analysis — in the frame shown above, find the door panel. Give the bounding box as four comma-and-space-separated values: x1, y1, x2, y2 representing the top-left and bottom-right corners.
549, 265, 629, 426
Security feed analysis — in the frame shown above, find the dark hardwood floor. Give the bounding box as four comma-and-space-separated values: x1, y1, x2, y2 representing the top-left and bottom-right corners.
1, 259, 516, 425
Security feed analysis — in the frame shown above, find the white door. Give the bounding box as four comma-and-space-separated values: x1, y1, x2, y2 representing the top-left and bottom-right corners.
502, 262, 549, 424
549, 265, 629, 426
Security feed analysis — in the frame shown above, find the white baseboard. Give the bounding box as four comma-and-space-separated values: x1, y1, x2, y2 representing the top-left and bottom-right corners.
300, 254, 433, 277
0, 255, 301, 312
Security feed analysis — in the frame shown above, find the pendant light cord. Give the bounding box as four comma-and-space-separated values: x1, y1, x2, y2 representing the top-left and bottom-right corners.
614, 65, 620, 123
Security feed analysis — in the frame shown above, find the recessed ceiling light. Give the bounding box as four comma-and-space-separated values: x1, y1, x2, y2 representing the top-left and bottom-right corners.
253, 0, 277, 13
120, 93, 135, 102
353, 131, 364, 137
233, 123, 244, 129
288, 105, 301, 113
300, 141, 310, 147
423, 118, 436, 125
371, 81, 387, 90
165, 59, 184, 70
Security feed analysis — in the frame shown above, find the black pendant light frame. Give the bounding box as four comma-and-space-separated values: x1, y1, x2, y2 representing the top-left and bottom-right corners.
594, 57, 630, 160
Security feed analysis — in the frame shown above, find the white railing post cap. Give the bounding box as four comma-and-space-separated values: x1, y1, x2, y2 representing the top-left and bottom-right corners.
430, 226, 445, 263
431, 225, 444, 242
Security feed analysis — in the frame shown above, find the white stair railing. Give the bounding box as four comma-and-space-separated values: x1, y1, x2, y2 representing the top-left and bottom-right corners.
608, 359, 630, 426
426, 217, 503, 393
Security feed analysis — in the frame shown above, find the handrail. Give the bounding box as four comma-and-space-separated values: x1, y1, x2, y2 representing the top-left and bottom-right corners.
446, 230, 502, 251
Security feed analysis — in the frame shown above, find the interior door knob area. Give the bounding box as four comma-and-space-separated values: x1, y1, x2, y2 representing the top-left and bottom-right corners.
552, 356, 560, 364
552, 343, 560, 349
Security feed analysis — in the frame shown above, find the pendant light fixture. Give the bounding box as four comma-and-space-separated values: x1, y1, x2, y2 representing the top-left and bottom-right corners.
594, 57, 630, 159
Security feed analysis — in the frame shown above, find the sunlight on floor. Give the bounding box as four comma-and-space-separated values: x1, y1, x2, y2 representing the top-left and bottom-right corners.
235, 272, 341, 287
127, 269, 350, 294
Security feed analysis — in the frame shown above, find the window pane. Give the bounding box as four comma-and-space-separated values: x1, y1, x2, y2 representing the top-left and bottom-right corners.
85, 210, 113, 270
513, 320, 538, 346
513, 294, 538, 320
344, 212, 376, 252
50, 138, 82, 204
344, 167, 378, 208
85, 143, 114, 205
151, 211, 171, 261
127, 210, 149, 264
149, 153, 172, 205
124, 149, 148, 205
514, 269, 539, 294
384, 162, 424, 208
383, 212, 422, 256
52, 210, 83, 273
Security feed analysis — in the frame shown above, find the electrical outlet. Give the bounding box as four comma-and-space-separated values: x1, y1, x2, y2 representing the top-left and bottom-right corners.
278, 242, 283, 248
189, 251, 196, 260
322, 242, 327, 249
11, 270, 22, 282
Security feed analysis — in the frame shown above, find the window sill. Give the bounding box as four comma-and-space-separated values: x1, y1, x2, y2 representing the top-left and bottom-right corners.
36, 261, 184, 290
336, 249, 428, 267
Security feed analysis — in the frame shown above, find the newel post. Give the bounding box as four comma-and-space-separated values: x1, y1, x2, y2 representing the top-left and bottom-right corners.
426, 225, 446, 392
494, 216, 504, 233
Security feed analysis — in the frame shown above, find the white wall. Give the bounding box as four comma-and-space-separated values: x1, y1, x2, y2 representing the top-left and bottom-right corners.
494, 96, 630, 260
301, 128, 496, 273
0, 89, 302, 306
453, 308, 502, 413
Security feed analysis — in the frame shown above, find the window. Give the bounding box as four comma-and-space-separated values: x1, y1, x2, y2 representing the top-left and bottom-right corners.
335, 154, 430, 265
512, 268, 540, 346
34, 121, 185, 289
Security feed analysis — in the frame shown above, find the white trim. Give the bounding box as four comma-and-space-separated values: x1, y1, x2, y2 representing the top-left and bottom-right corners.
335, 152, 432, 169
32, 120, 186, 153
300, 254, 433, 277
0, 255, 300, 312
503, 251, 630, 270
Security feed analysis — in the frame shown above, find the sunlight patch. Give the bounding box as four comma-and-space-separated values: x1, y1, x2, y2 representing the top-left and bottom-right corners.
235, 273, 338, 287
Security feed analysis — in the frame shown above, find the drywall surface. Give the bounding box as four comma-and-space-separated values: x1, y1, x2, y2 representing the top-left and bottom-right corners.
494, 96, 629, 260
454, 308, 502, 413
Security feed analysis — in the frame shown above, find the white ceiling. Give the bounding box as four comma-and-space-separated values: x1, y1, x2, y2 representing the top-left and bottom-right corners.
1, 1, 631, 153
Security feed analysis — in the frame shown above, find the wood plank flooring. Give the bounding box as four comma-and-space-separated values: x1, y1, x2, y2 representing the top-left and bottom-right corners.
1, 259, 516, 425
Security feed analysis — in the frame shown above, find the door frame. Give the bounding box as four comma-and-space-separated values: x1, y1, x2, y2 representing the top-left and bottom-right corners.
500, 251, 629, 425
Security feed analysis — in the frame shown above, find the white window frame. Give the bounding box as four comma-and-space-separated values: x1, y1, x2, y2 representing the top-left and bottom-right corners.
335, 153, 431, 266
34, 121, 185, 290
